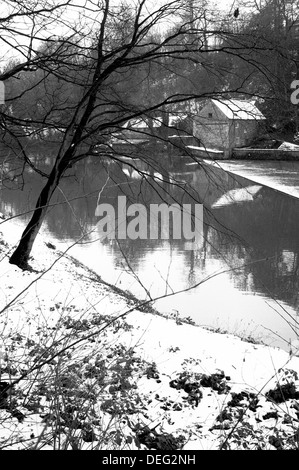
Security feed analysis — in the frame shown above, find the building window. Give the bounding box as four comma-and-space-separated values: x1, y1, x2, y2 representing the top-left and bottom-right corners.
208, 113, 213, 118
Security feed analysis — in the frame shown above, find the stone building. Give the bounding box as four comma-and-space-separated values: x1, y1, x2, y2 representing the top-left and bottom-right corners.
193, 98, 266, 157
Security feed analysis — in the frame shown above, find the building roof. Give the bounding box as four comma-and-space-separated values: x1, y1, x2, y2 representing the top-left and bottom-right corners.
122, 117, 162, 129
211, 99, 265, 120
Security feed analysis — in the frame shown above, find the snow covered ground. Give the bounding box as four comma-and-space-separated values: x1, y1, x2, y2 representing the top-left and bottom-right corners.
0, 217, 299, 450
204, 160, 299, 199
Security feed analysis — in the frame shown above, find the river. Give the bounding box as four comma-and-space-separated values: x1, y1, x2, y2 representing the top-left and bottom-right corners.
1, 152, 299, 352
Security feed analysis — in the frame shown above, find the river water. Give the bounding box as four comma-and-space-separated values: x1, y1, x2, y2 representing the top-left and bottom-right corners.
1, 153, 299, 351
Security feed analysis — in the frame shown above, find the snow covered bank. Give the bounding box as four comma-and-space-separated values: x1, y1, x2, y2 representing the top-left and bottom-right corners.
206, 159, 299, 199
0, 218, 299, 450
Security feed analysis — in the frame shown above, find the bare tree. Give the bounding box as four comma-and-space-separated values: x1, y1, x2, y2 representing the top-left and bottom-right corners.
0, 0, 279, 269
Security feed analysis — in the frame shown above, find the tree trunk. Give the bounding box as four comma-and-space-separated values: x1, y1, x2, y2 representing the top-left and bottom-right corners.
9, 163, 65, 270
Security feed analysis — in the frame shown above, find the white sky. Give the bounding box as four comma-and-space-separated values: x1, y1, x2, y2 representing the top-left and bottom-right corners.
0, 0, 236, 67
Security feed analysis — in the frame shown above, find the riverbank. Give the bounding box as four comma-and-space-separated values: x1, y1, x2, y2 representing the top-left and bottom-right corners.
0, 218, 299, 450
203, 159, 299, 200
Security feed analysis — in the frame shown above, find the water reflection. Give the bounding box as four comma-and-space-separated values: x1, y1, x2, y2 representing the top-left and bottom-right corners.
1, 154, 299, 350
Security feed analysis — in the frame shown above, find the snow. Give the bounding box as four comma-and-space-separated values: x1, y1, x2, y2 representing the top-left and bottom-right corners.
211, 99, 266, 121
1, 217, 299, 450
203, 160, 299, 199
187, 145, 223, 153
211, 185, 262, 208
278, 142, 299, 150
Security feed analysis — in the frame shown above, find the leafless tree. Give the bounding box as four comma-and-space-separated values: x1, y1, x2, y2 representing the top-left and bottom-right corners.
0, 0, 279, 269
